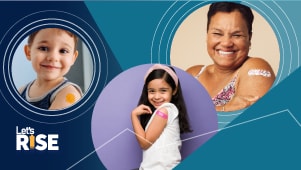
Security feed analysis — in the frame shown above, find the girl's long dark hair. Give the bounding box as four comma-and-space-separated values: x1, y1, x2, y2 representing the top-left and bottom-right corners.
138, 66, 192, 133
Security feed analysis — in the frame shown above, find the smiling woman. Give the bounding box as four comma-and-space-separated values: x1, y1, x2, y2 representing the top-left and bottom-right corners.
174, 2, 277, 112
12, 27, 93, 110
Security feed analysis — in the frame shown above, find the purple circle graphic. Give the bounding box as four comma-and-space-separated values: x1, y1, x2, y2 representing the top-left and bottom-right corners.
91, 64, 218, 169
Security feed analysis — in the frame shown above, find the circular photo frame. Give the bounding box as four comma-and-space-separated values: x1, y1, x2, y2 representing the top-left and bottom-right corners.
1, 10, 108, 123
169, 2, 280, 128
91, 64, 218, 169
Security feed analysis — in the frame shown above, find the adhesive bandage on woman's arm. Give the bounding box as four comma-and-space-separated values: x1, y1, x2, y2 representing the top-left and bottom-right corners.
248, 69, 271, 77
156, 110, 168, 119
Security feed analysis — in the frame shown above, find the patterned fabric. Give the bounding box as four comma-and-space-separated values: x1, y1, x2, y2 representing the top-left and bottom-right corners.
212, 74, 237, 106
195, 66, 238, 106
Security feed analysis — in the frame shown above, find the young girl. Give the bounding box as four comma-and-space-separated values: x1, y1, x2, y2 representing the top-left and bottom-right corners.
19, 28, 83, 110
131, 64, 192, 169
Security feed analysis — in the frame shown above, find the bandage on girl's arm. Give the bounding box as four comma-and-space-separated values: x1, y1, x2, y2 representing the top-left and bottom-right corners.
137, 108, 168, 149
156, 110, 168, 119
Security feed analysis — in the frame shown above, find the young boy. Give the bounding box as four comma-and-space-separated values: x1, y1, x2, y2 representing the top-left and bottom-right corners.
19, 28, 83, 110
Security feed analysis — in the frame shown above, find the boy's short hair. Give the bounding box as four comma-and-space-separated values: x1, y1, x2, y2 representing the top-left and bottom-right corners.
27, 28, 78, 51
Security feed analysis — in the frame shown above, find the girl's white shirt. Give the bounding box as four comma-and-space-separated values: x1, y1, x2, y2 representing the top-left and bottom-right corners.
140, 102, 181, 170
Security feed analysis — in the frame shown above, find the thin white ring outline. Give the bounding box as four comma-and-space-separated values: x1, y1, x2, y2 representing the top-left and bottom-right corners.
1, 10, 108, 123
151, 1, 299, 86
5, 22, 96, 116
163, 1, 285, 85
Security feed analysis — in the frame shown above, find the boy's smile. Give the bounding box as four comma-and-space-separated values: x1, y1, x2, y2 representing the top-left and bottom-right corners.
24, 28, 78, 82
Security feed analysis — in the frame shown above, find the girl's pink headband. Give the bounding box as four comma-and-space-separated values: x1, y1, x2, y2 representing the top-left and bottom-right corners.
144, 64, 178, 87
